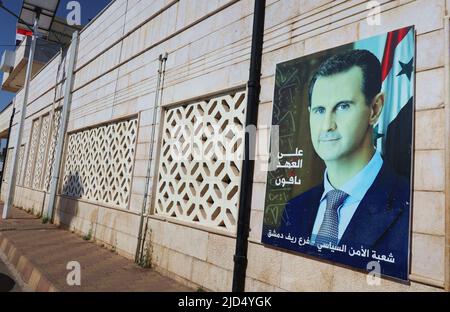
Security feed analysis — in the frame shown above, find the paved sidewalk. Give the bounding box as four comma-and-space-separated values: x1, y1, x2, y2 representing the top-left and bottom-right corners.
0, 203, 192, 292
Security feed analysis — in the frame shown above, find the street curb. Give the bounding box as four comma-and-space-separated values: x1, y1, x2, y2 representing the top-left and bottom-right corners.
0, 233, 59, 292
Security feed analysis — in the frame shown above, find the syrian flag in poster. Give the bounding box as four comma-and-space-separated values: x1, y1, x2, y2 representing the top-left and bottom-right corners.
379, 26, 414, 177
356, 26, 415, 177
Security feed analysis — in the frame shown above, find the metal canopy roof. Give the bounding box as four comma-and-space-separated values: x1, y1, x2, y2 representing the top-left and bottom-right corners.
17, 0, 60, 36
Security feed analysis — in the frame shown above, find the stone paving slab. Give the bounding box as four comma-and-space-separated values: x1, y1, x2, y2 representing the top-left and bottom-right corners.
0, 204, 192, 292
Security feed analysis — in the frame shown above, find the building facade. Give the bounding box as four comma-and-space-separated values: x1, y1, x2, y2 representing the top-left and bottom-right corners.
0, 0, 449, 291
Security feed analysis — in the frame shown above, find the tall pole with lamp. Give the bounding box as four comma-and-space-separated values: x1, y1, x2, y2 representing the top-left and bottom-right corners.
1, 0, 60, 219
2, 7, 40, 219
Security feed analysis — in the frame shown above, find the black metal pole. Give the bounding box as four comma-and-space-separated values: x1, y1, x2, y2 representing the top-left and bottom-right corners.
232, 0, 266, 292
0, 106, 16, 190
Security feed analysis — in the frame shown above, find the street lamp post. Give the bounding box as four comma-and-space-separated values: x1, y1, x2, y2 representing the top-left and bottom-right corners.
2, 9, 40, 219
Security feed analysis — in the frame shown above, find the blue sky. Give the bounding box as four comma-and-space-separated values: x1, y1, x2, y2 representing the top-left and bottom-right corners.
0, 0, 112, 112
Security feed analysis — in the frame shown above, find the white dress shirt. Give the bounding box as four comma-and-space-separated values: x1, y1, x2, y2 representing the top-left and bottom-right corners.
310, 150, 384, 245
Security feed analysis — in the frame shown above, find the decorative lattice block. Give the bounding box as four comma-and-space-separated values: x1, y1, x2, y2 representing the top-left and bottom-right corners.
61, 118, 138, 208
16, 145, 25, 185
24, 118, 41, 187
155, 91, 247, 232
32, 114, 50, 189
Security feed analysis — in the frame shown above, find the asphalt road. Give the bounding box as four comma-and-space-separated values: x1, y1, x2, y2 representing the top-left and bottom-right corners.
0, 257, 22, 292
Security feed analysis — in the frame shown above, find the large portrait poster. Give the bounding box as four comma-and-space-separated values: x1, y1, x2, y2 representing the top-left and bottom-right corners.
261, 26, 415, 281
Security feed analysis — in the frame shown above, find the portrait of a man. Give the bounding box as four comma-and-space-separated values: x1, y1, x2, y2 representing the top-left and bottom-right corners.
262, 27, 414, 281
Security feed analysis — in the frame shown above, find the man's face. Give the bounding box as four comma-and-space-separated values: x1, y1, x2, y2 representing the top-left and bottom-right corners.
309, 66, 372, 163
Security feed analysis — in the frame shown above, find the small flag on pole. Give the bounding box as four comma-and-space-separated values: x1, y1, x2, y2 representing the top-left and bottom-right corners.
16, 28, 33, 45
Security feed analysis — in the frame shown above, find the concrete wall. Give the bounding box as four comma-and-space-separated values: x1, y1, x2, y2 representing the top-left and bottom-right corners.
0, 0, 448, 292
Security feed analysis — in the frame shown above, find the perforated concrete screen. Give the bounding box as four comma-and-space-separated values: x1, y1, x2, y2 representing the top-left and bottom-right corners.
155, 91, 247, 232
61, 118, 138, 208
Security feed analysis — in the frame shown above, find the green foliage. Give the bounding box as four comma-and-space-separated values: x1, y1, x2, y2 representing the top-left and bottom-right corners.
138, 228, 153, 268
83, 228, 93, 241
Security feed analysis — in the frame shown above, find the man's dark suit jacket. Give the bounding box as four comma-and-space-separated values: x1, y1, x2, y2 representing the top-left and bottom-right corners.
262, 162, 411, 280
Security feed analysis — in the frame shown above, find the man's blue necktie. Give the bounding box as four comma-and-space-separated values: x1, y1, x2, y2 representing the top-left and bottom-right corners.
315, 189, 349, 246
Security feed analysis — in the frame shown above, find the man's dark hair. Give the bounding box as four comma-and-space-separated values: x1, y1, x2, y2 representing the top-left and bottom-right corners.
308, 49, 382, 107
